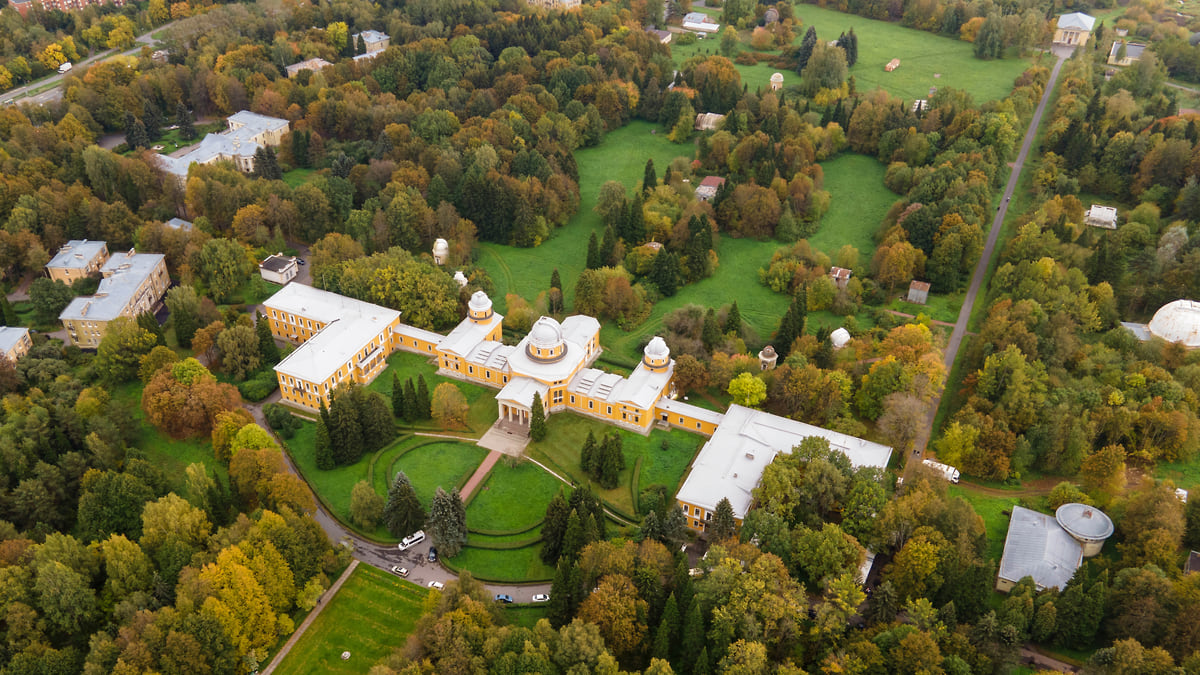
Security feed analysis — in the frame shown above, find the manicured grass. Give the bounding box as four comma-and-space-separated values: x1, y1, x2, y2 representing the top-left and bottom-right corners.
282, 168, 318, 187
808, 153, 892, 260
389, 441, 489, 510
948, 484, 1020, 563
478, 120, 692, 315
465, 459, 566, 532
226, 275, 280, 308
1153, 459, 1200, 493
885, 292, 964, 325
524, 413, 703, 516
109, 381, 229, 492
285, 420, 382, 535
365, 351, 499, 436
506, 605, 551, 630
446, 543, 556, 583
271, 564, 429, 675
790, 4, 1037, 104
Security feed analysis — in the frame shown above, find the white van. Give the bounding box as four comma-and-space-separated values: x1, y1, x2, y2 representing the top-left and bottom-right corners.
398, 530, 425, 550
58, 62, 73, 74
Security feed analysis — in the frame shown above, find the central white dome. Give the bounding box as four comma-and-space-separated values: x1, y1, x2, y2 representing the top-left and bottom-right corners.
1148, 299, 1200, 348
644, 336, 669, 358
528, 316, 564, 350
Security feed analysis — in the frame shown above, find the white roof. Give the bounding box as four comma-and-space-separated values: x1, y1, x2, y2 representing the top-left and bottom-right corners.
59, 252, 165, 322
1121, 321, 1152, 341
266, 284, 401, 384
395, 323, 444, 346
830, 327, 851, 349
465, 341, 514, 371
683, 14, 720, 31
274, 314, 397, 384
561, 315, 600, 348
285, 58, 333, 76
612, 359, 674, 409
165, 218, 193, 231
1147, 300, 1200, 348
263, 283, 390, 325
439, 311, 504, 357
0, 327, 30, 355
1056, 12, 1095, 31
505, 315, 597, 384
355, 30, 388, 44
998, 505, 1083, 591
675, 404, 892, 518
656, 398, 726, 426
496, 376, 548, 408
47, 240, 106, 270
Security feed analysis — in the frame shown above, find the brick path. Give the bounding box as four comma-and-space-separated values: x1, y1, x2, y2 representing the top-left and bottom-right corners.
459, 450, 502, 500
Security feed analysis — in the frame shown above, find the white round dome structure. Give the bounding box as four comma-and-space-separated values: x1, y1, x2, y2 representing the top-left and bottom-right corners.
527, 316, 566, 362
467, 290, 493, 323
1055, 503, 1114, 558
432, 238, 449, 264
643, 336, 670, 370
770, 72, 784, 91
1147, 300, 1200, 348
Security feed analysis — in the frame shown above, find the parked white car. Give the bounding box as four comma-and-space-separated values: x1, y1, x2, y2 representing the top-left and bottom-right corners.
532, 593, 550, 602
428, 580, 445, 590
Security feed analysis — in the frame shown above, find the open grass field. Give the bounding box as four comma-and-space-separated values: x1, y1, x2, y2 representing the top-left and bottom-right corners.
948, 484, 1020, 563
808, 153, 893, 260
524, 413, 703, 516
109, 381, 230, 493
272, 564, 428, 675
366, 351, 500, 436
389, 441, 489, 509
465, 459, 566, 532
446, 543, 556, 583
282, 167, 318, 188
670, 37, 799, 93
506, 605, 552, 629
478, 120, 691, 315
790, 4, 1038, 104
885, 291, 964, 325
1153, 458, 1200, 493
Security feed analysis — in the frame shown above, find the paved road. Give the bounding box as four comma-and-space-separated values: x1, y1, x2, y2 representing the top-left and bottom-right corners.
905, 52, 1069, 478
244, 388, 552, 602
3, 22, 171, 106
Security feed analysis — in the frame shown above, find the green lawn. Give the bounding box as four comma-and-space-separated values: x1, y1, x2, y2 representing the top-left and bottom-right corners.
885, 292, 964, 325
790, 4, 1037, 104
948, 484, 1020, 563
465, 459, 566, 532
506, 605, 551, 630
109, 381, 229, 493
809, 153, 892, 260
670, 36, 797, 93
446, 543, 556, 583
389, 441, 489, 510
365, 351, 499, 436
479, 120, 692, 315
524, 413, 703, 517
282, 168, 318, 187
226, 275, 280, 308
1153, 459, 1200, 493
271, 564, 428, 675
285, 420, 384, 536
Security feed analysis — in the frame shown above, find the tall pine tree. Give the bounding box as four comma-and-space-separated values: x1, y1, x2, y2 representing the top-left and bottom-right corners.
796, 26, 818, 74
643, 158, 657, 193
725, 301, 742, 336
383, 471, 425, 538
586, 232, 601, 269
428, 486, 468, 557
391, 373, 406, 418
315, 403, 335, 470
403, 379, 419, 422
256, 312, 280, 363
529, 391, 547, 441
416, 375, 431, 420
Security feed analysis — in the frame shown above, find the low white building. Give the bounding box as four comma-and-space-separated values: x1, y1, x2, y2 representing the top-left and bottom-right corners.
683, 12, 720, 33
259, 253, 299, 285
0, 326, 32, 362
1085, 204, 1118, 229
285, 57, 333, 78
675, 404, 892, 531
354, 30, 390, 53
996, 504, 1112, 592
157, 111, 289, 181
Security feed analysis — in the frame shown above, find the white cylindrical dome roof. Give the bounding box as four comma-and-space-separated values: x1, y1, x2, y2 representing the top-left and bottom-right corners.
770, 72, 784, 83
468, 290, 492, 313
1147, 300, 1200, 348
644, 336, 669, 359
433, 238, 449, 255
830, 327, 851, 349
1055, 503, 1114, 543
529, 316, 564, 350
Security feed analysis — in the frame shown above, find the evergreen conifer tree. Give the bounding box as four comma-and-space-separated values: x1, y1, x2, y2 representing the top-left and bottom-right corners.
599, 434, 624, 489
586, 232, 601, 269
143, 101, 163, 141
315, 408, 335, 470
373, 129, 393, 159
255, 312, 280, 363
581, 431, 599, 479
392, 373, 406, 418
626, 193, 646, 244
383, 471, 425, 537
725, 301, 741, 336
0, 296, 15, 327
641, 510, 664, 543
540, 490, 571, 564
416, 375, 431, 419
654, 593, 680, 662
356, 34, 367, 54
359, 390, 396, 451
599, 225, 617, 266
652, 250, 679, 297
796, 26, 818, 74
530, 391, 547, 441
550, 268, 562, 291
548, 557, 574, 627
428, 486, 468, 557
560, 509, 585, 562
681, 603, 706, 673
709, 497, 737, 542
329, 395, 363, 464
176, 102, 196, 140
702, 308, 722, 352
643, 158, 657, 193
403, 379, 419, 422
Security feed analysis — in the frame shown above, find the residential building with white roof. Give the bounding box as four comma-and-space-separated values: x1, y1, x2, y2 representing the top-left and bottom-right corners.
674, 404, 892, 533
0, 327, 32, 362
59, 249, 169, 348
45, 240, 109, 284
353, 30, 390, 53
157, 111, 289, 181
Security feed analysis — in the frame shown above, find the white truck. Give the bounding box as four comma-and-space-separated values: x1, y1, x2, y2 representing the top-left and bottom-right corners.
58, 62, 73, 74
921, 459, 961, 484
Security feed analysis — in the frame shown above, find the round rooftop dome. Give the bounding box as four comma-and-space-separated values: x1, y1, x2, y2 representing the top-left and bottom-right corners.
1055, 503, 1114, 543
644, 336, 669, 359
468, 290, 492, 313
433, 238, 449, 255
770, 72, 784, 83
1147, 299, 1200, 348
760, 345, 777, 358
529, 316, 564, 350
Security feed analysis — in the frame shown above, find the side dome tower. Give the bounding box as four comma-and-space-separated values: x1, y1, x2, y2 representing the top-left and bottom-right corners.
643, 336, 670, 370
468, 291, 493, 323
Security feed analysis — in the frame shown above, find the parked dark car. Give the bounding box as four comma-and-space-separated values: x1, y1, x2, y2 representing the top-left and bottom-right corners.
428, 547, 438, 563
495, 594, 514, 604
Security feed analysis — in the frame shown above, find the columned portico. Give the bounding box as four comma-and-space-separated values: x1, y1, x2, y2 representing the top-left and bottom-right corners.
498, 402, 530, 426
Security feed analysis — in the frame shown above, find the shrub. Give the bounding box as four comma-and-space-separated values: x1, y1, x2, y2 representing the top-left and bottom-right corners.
237, 373, 278, 402
263, 403, 301, 439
